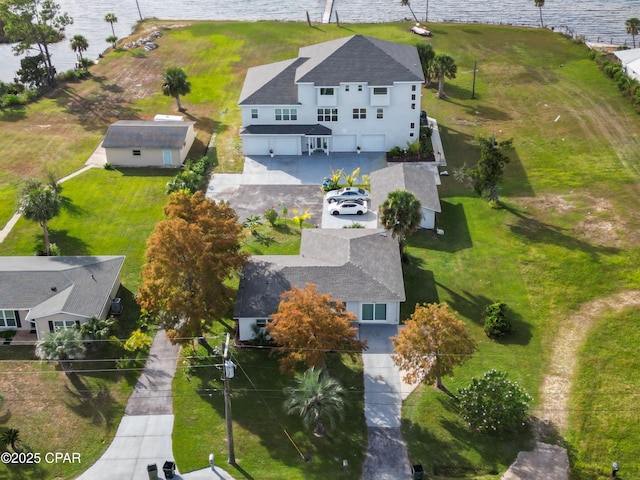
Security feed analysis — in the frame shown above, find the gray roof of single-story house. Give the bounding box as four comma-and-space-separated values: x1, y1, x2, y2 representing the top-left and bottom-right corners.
239, 124, 332, 136
238, 35, 424, 106
370, 163, 442, 213
234, 228, 405, 318
0, 256, 125, 321
614, 47, 640, 65
102, 120, 195, 149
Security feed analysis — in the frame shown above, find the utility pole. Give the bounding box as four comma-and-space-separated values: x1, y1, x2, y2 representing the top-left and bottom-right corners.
135, 0, 143, 21
222, 333, 236, 464
425, 0, 429, 22
471, 60, 477, 100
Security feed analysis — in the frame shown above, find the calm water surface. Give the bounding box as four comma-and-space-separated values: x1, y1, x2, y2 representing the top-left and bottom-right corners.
0, 0, 639, 82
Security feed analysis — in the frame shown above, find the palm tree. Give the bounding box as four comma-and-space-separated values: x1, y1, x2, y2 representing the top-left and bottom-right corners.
104, 13, 118, 38
162, 67, 191, 111
284, 368, 347, 437
416, 42, 435, 86
626, 17, 640, 48
400, 0, 419, 23
19, 179, 62, 256
106, 35, 118, 49
70, 34, 88, 67
80, 316, 115, 351
428, 52, 457, 98
0, 428, 20, 452
378, 189, 422, 257
35, 328, 86, 374
534, 0, 545, 28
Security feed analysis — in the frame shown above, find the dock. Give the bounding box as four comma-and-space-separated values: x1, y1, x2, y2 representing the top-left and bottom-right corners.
322, 0, 334, 23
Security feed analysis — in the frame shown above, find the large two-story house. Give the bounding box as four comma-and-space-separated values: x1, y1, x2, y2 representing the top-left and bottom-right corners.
238, 35, 425, 156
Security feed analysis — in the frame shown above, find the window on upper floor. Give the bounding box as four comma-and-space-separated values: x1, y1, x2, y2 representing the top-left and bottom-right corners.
411, 94, 416, 100
358, 85, 363, 92
275, 108, 297, 121
353, 108, 366, 119
377, 108, 383, 119
412, 85, 417, 91
373, 87, 388, 95
0, 311, 16, 328
251, 108, 258, 119
318, 108, 338, 122
345, 85, 350, 92
132, 150, 141, 156
320, 87, 335, 96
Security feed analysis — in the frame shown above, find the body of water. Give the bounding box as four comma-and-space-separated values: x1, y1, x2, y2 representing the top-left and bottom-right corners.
0, 0, 639, 83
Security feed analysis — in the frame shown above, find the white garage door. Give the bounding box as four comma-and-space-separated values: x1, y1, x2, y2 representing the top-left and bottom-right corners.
275, 137, 300, 155
242, 137, 270, 156
361, 134, 386, 152
332, 135, 357, 152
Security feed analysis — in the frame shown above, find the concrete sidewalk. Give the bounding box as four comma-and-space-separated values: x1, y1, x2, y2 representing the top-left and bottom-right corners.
75, 330, 236, 480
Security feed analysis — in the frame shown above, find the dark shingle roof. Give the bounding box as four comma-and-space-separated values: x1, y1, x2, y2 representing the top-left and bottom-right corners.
370, 163, 441, 212
234, 229, 405, 318
240, 124, 332, 136
102, 120, 195, 149
239, 57, 307, 106
238, 35, 425, 106
296, 35, 424, 86
0, 256, 125, 320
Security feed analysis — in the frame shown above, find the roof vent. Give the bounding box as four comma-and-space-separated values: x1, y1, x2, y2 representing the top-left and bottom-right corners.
51, 286, 57, 292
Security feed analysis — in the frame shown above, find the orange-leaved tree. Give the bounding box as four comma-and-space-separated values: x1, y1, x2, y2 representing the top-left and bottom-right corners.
267, 283, 367, 374
392, 303, 476, 392
137, 191, 247, 344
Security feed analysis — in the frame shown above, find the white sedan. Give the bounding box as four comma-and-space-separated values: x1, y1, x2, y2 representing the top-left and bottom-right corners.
328, 199, 368, 216
325, 187, 370, 203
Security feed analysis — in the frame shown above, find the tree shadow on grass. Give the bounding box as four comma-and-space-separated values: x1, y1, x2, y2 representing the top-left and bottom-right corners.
435, 281, 492, 325
65, 376, 120, 430
407, 202, 473, 253
188, 348, 366, 479
0, 105, 27, 121
423, 394, 535, 476
502, 202, 620, 260
47, 229, 91, 255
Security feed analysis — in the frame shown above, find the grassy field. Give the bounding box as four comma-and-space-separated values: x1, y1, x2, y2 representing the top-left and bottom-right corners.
0, 19, 639, 480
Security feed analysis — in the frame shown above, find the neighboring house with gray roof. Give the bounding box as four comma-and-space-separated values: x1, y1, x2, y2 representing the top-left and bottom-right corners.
370, 162, 442, 230
102, 120, 196, 167
234, 228, 405, 341
238, 35, 425, 156
0, 256, 125, 339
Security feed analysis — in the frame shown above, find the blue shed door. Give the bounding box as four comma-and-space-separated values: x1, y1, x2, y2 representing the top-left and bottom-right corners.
162, 150, 172, 165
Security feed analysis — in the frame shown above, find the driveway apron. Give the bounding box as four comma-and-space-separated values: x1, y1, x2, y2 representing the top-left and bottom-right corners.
75, 330, 236, 480
360, 324, 412, 480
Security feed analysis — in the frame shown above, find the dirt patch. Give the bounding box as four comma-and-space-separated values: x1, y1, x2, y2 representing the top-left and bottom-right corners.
515, 193, 633, 248
537, 290, 640, 433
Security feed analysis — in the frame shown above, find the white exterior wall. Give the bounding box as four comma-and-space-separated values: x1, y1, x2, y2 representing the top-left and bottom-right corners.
33, 313, 87, 339
240, 81, 422, 155
420, 208, 436, 230
0, 309, 30, 331
345, 301, 401, 324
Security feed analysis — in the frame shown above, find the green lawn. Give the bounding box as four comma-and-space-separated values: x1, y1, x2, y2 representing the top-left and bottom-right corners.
0, 20, 639, 480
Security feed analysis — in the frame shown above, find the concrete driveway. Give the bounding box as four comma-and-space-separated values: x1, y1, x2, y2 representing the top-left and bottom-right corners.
206, 152, 386, 225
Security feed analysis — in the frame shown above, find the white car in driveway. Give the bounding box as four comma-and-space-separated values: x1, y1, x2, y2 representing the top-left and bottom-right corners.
328, 199, 368, 216
325, 187, 370, 203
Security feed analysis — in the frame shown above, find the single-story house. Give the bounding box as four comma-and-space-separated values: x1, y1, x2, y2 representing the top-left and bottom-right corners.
238, 35, 425, 156
234, 228, 405, 341
102, 120, 196, 167
0, 256, 125, 339
613, 48, 640, 81
370, 162, 442, 230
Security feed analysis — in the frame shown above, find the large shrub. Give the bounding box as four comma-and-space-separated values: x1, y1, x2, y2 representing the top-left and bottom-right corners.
458, 369, 531, 433
483, 302, 511, 338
